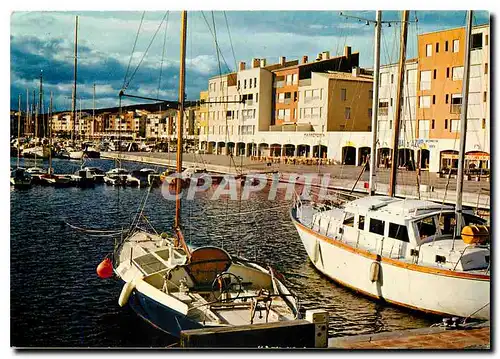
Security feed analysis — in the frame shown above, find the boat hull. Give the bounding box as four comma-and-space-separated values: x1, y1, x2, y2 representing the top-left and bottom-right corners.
291, 209, 490, 320
127, 287, 204, 338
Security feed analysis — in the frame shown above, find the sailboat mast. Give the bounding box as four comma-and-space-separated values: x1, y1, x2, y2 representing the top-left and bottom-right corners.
368, 11, 382, 196
49, 92, 53, 173
93, 83, 96, 140
175, 10, 187, 229
39, 70, 43, 138
26, 88, 29, 136
72, 15, 78, 147
17, 94, 21, 168
455, 10, 473, 236
34, 89, 38, 140
388, 10, 410, 197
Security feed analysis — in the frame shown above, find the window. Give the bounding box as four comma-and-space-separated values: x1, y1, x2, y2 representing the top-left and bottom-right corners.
432, 95, 436, 105
445, 40, 449, 51
452, 66, 464, 81
391, 74, 394, 84
388, 223, 409, 242
249, 78, 253, 88
369, 218, 385, 236
286, 74, 292, 85
341, 88, 347, 101
435, 42, 439, 53
379, 101, 389, 116
390, 98, 393, 107
278, 93, 285, 103
419, 119, 430, 139
445, 119, 448, 129
445, 94, 449, 104
485, 63, 488, 75
343, 212, 355, 227
484, 91, 487, 102
482, 118, 486, 129
345, 107, 351, 120
451, 119, 460, 132
433, 69, 437, 79
244, 79, 247, 89
446, 67, 450, 78
358, 215, 365, 230
420, 70, 431, 90
277, 109, 285, 119
485, 34, 488, 46
284, 109, 291, 121
453, 39, 459, 53
293, 91, 298, 102
389, 120, 392, 129
471, 33, 483, 50
415, 217, 437, 240
292, 74, 298, 84
426, 44, 432, 57
419, 95, 431, 108
256, 93, 258, 103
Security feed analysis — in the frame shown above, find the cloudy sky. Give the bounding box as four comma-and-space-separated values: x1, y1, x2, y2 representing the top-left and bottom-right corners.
10, 10, 489, 112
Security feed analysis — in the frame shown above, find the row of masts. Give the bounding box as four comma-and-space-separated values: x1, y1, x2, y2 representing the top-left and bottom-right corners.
367, 10, 474, 236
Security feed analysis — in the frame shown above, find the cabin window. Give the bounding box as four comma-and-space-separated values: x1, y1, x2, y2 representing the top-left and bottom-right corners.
438, 213, 456, 235
358, 215, 365, 230
415, 217, 437, 239
369, 218, 385, 236
388, 223, 409, 242
435, 255, 446, 264
343, 212, 355, 227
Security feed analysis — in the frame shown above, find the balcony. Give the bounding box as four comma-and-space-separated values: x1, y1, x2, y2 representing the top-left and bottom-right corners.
284, 98, 292, 105
299, 79, 311, 86
274, 81, 284, 88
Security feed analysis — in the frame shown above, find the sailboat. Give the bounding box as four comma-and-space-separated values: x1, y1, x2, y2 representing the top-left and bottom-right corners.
11, 94, 32, 189
291, 11, 490, 321
102, 11, 299, 338
68, 16, 84, 161
40, 92, 73, 187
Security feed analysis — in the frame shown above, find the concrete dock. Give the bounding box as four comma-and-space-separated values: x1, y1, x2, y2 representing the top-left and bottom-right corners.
329, 321, 490, 349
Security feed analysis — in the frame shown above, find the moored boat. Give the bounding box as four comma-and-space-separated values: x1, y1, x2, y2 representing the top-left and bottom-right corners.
10, 168, 32, 189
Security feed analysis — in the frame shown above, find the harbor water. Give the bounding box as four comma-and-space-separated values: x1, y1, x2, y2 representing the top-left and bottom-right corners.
11, 157, 436, 347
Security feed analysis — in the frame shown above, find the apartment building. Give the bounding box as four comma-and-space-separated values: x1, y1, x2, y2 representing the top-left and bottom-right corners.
417, 24, 490, 172
377, 59, 419, 168
271, 46, 359, 127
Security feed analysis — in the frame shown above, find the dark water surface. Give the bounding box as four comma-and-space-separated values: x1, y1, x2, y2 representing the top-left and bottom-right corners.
11, 158, 435, 347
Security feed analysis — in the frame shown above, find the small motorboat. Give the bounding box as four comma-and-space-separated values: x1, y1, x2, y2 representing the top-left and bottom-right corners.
104, 168, 129, 186
26, 167, 47, 185
127, 168, 158, 187
82, 167, 105, 184
10, 168, 32, 189
71, 168, 95, 188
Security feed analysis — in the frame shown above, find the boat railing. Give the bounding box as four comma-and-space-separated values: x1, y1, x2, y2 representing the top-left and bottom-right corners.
452, 244, 482, 271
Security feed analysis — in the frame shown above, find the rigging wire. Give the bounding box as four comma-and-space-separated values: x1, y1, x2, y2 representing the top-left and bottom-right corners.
123, 11, 146, 90
123, 11, 169, 92
157, 11, 170, 99
223, 11, 239, 73
200, 11, 232, 73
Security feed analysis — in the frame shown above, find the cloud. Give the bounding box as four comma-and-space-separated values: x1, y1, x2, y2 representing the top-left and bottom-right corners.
10, 10, 490, 111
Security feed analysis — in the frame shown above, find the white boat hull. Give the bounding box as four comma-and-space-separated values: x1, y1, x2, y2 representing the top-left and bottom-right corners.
291, 212, 490, 320
69, 151, 84, 160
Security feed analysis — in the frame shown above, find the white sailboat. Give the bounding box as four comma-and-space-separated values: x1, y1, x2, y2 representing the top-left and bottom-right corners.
101, 11, 299, 338
291, 11, 490, 321
11, 94, 32, 189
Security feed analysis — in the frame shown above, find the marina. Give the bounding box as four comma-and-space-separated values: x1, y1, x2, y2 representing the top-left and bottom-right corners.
10, 9, 490, 350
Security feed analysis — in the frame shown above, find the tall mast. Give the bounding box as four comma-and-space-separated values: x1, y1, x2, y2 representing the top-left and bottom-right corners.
71, 15, 78, 147
34, 89, 38, 140
32, 89, 36, 137
49, 92, 53, 173
455, 11, 473, 236
388, 10, 410, 197
26, 88, 29, 136
17, 94, 21, 168
368, 11, 382, 196
39, 70, 43, 138
175, 10, 187, 230
93, 83, 96, 140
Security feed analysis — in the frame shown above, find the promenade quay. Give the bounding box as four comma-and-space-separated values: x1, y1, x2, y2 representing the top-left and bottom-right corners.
102, 152, 490, 210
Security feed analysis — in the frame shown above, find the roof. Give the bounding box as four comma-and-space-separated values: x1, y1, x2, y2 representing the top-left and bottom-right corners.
418, 23, 489, 37
345, 195, 454, 221
273, 51, 360, 73
318, 71, 373, 83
